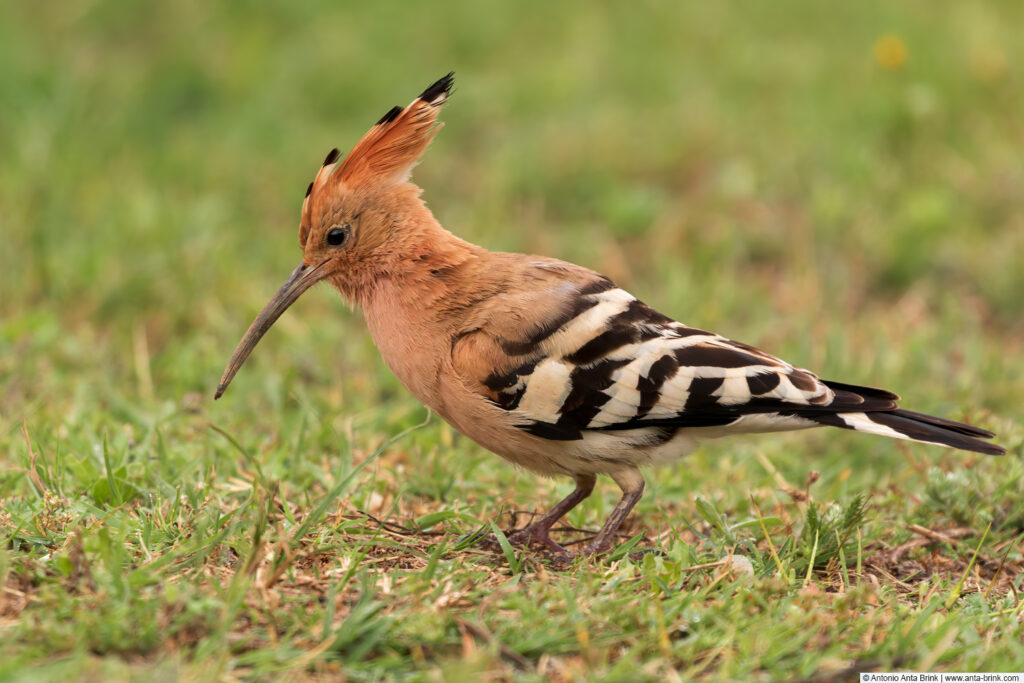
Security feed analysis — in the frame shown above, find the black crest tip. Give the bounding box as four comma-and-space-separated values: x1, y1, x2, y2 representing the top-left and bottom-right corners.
376, 105, 403, 126
419, 72, 455, 103
323, 148, 341, 166
304, 181, 314, 198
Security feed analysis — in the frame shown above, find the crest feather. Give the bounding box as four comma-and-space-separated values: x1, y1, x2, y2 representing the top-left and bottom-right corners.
332, 72, 454, 189
300, 148, 343, 246
299, 74, 454, 247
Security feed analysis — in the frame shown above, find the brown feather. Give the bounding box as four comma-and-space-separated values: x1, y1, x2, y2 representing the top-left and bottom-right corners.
334, 89, 450, 189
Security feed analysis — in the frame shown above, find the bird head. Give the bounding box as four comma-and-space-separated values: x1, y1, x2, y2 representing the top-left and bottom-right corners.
215, 73, 454, 399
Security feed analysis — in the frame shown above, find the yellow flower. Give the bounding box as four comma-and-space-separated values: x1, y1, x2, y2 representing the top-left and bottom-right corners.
873, 34, 908, 71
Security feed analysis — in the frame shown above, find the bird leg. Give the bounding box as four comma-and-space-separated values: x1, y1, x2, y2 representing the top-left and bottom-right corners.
582, 468, 645, 556
505, 473, 596, 555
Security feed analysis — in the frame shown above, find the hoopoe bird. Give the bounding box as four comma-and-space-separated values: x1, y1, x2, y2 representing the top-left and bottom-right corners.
216, 73, 1004, 558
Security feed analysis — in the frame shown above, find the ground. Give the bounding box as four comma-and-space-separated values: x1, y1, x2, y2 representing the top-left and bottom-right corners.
1, 1, 1023, 680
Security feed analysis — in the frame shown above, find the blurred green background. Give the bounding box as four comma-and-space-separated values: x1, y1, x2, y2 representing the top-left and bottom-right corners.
1, 0, 1022, 678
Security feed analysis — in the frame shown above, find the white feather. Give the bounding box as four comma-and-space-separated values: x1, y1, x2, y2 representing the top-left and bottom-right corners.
837, 412, 906, 440
517, 359, 572, 424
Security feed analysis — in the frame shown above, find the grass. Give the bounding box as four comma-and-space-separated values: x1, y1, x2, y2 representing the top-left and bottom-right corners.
2, 0, 1023, 680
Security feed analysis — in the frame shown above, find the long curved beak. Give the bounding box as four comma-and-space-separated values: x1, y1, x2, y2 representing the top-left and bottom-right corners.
215, 260, 331, 399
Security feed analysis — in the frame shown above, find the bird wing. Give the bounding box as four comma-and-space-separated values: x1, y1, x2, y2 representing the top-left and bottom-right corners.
453, 269, 898, 441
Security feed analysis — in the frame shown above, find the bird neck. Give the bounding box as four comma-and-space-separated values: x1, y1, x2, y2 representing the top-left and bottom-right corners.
389, 219, 485, 307
355, 211, 490, 400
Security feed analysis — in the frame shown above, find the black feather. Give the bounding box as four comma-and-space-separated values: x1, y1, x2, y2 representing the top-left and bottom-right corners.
747, 372, 781, 395
822, 380, 900, 401
323, 148, 340, 166
419, 72, 455, 102
808, 410, 1005, 455
376, 105, 403, 125
499, 296, 600, 355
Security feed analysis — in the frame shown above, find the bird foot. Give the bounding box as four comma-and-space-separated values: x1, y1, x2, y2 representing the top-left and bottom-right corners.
506, 525, 569, 554
477, 528, 659, 568
476, 523, 574, 560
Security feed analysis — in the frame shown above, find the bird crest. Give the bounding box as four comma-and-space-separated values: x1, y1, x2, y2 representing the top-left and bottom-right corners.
299, 72, 454, 248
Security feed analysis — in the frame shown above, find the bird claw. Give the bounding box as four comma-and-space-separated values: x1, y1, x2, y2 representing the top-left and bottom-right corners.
506, 526, 569, 554
548, 551, 576, 570
473, 523, 574, 560
473, 527, 663, 569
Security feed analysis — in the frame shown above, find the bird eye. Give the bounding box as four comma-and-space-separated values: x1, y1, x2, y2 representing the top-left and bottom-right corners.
326, 225, 350, 247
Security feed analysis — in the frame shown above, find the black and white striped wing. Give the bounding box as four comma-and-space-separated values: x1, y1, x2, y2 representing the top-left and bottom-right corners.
484, 284, 896, 441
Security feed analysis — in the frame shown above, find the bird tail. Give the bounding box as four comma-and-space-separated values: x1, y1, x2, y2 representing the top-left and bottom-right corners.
806, 381, 1005, 455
